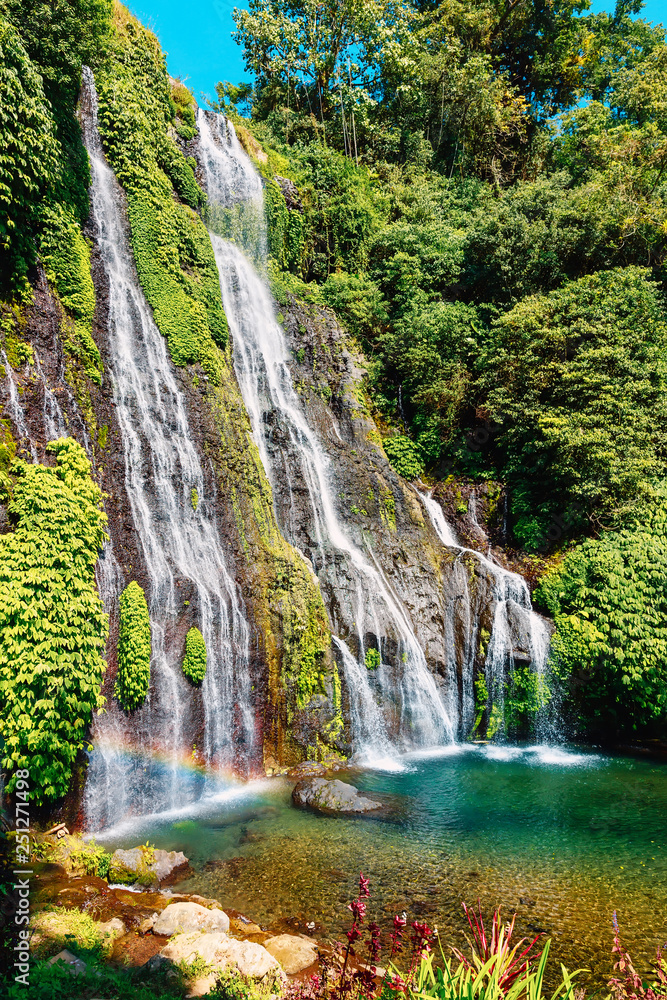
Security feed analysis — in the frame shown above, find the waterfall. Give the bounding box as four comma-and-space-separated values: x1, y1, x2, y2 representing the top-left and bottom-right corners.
198, 110, 455, 757
418, 489, 552, 738
80, 70, 255, 829
33, 354, 67, 442
1, 352, 38, 462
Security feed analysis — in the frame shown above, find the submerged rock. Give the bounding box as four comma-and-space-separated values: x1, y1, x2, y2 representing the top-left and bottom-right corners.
292, 777, 382, 815
152, 902, 230, 936
109, 847, 190, 887
264, 933, 318, 974
160, 931, 282, 979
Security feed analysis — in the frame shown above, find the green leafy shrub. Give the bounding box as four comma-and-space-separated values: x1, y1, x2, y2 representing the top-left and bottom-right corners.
182, 626, 207, 684
535, 505, 667, 735
365, 647, 380, 670
39, 204, 101, 383
383, 435, 424, 481
321, 271, 387, 340
0, 17, 58, 289
504, 666, 551, 736
0, 438, 108, 803
483, 267, 667, 534
115, 581, 151, 712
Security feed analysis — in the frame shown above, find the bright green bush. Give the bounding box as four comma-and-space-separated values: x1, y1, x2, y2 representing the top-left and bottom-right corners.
182, 626, 207, 684
39, 204, 101, 383
0, 438, 108, 803
535, 502, 667, 734
383, 435, 424, 481
483, 267, 667, 536
115, 581, 151, 712
321, 271, 387, 340
365, 647, 380, 670
0, 16, 58, 289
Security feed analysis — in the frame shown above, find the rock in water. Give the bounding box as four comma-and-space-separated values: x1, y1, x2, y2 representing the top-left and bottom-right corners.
264, 934, 318, 973
160, 932, 282, 978
153, 902, 230, 936
292, 778, 382, 815
109, 847, 189, 887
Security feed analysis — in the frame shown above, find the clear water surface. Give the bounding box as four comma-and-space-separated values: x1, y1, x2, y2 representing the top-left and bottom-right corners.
96, 744, 667, 989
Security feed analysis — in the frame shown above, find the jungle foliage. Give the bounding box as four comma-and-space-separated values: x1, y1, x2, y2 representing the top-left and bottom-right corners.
182, 626, 207, 685
232, 0, 667, 735
0, 439, 108, 804
115, 581, 151, 712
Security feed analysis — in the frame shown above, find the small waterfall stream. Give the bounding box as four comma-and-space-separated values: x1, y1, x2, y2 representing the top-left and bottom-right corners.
81, 70, 255, 829
1, 351, 38, 462
418, 490, 552, 738
198, 110, 455, 758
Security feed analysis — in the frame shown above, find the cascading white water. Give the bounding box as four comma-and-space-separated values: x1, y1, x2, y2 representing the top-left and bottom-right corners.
419, 489, 552, 737
1, 351, 38, 462
198, 109, 455, 755
80, 69, 255, 829
33, 354, 67, 442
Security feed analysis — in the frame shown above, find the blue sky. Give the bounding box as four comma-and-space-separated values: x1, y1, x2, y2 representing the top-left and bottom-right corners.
126, 0, 667, 106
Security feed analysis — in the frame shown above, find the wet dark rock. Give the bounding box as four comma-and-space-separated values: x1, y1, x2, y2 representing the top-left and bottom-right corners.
287, 761, 328, 779
292, 777, 382, 815
274, 175, 303, 212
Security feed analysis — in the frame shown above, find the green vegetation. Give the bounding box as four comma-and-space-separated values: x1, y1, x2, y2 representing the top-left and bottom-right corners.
0, 0, 111, 289
115, 581, 151, 712
383, 435, 424, 482
231, 0, 667, 737
31, 907, 118, 961
535, 503, 667, 735
95, 3, 227, 378
365, 647, 380, 670
182, 626, 207, 684
0, 439, 108, 804
39, 204, 102, 383
3, 959, 187, 1000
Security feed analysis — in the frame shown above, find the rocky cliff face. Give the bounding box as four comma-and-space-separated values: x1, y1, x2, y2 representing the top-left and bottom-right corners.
0, 7, 552, 828
266, 290, 544, 737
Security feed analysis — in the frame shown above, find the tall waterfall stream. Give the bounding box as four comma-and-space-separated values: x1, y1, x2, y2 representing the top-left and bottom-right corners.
199, 110, 461, 760
81, 71, 255, 829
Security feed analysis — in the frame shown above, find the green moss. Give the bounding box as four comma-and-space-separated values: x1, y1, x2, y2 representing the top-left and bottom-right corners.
272, 555, 331, 712
380, 488, 396, 531
0, 417, 16, 498
486, 702, 503, 740
230, 485, 247, 553
39, 203, 101, 383
95, 5, 227, 380
365, 647, 381, 670
182, 626, 207, 684
115, 580, 151, 711
97, 423, 108, 449
473, 673, 489, 735
0, 299, 32, 367
190, 486, 198, 510
31, 907, 117, 961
